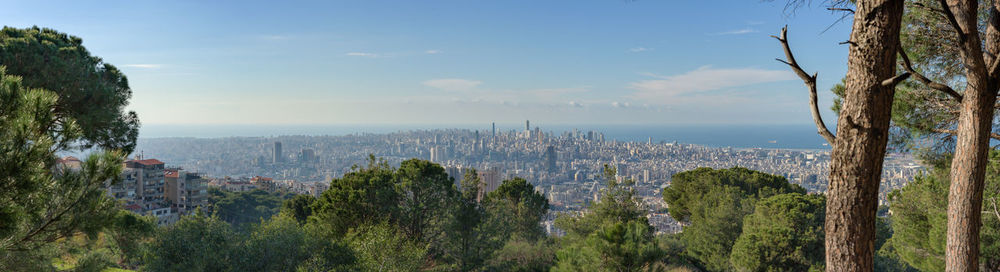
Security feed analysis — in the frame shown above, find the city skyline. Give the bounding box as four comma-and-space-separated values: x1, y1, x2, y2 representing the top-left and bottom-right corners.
2, 0, 854, 126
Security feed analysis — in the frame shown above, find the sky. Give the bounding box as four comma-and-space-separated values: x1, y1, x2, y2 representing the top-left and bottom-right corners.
1, 0, 855, 126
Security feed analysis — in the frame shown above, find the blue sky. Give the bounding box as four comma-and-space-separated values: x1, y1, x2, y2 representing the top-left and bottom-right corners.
1, 0, 854, 126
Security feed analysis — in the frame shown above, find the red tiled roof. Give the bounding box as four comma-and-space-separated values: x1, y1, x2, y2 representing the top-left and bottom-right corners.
125, 204, 142, 212
251, 176, 273, 182
131, 159, 164, 166
164, 170, 179, 178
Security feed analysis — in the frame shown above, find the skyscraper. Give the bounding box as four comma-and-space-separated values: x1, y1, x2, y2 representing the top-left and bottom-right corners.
544, 145, 557, 172
300, 149, 315, 163
273, 141, 283, 163
477, 167, 501, 202
525, 120, 530, 131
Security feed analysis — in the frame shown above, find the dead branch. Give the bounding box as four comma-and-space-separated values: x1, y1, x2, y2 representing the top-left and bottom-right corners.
827, 7, 855, 14
773, 26, 836, 146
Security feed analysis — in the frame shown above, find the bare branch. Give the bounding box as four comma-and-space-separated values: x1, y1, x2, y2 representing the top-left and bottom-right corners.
932, 128, 1000, 140
899, 43, 964, 101
938, 0, 967, 44
827, 7, 855, 13
990, 197, 1000, 221
773, 26, 836, 146
882, 72, 912, 87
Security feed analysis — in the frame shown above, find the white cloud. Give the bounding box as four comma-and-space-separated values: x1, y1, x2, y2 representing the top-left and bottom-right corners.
713, 28, 758, 35
123, 64, 162, 69
628, 47, 651, 53
630, 66, 795, 100
346, 52, 380, 57
422, 78, 483, 91
568, 101, 584, 108
425, 49, 442, 54
611, 101, 631, 108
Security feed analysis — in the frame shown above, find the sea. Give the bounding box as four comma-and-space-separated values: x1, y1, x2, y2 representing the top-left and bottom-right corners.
139, 124, 832, 150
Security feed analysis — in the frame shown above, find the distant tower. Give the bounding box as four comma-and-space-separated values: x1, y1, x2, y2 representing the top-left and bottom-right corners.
273, 141, 283, 163
300, 149, 315, 163
477, 167, 502, 202
544, 146, 557, 172
492, 122, 496, 138
525, 120, 530, 131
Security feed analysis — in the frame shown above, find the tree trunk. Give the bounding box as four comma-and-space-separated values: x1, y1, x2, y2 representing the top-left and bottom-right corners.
946, 1, 998, 270
825, 1, 904, 271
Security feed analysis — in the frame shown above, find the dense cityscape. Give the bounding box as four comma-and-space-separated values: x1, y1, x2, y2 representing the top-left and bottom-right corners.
132, 121, 924, 234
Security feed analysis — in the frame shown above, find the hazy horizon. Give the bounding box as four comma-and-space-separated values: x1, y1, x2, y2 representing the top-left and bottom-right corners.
135, 123, 833, 150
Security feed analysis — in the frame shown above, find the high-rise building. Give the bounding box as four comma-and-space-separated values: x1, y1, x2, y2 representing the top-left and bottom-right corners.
300, 148, 315, 163
477, 167, 501, 202
525, 120, 530, 131
544, 145, 557, 172
273, 141, 283, 163
430, 147, 438, 162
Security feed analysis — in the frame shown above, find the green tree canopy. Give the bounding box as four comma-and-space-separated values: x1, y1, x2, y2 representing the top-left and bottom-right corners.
311, 156, 400, 237
662, 167, 804, 271
730, 193, 826, 272
0, 68, 124, 268
207, 188, 289, 228
395, 158, 457, 251
442, 168, 491, 271
885, 150, 1000, 271
346, 222, 427, 272
144, 214, 237, 272
483, 177, 549, 241
281, 194, 316, 225
0, 26, 139, 153
663, 167, 805, 221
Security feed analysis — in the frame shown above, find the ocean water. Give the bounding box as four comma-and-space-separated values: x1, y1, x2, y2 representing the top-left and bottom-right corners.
139, 124, 831, 150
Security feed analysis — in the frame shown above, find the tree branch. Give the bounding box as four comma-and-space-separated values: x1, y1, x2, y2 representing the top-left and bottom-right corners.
773, 26, 836, 146
827, 7, 855, 14
932, 128, 1000, 140
899, 42, 964, 101
882, 73, 912, 87
938, 0, 967, 44
990, 197, 1000, 221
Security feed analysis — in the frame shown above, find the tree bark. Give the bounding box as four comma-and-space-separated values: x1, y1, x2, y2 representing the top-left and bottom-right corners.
824, 1, 904, 271
945, 0, 999, 270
